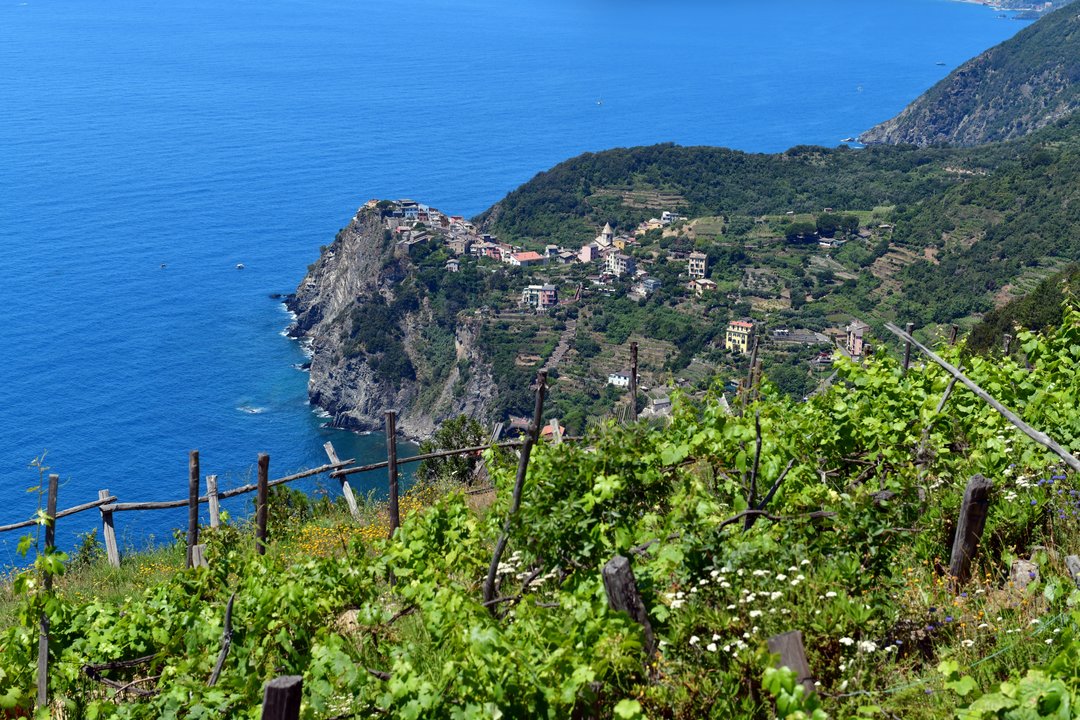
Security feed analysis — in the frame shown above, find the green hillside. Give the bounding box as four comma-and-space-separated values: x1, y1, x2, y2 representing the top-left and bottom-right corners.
860, 4, 1080, 146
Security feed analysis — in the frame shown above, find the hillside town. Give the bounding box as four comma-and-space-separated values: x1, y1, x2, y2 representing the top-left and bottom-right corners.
363, 197, 883, 408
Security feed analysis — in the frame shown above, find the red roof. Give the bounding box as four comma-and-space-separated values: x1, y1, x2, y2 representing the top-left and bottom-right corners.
730, 321, 754, 329
513, 251, 544, 262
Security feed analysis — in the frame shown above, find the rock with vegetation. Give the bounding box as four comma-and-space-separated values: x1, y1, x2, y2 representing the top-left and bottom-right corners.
860, 4, 1080, 147
286, 206, 496, 438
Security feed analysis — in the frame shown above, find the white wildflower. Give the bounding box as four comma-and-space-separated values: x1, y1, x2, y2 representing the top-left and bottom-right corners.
839, 637, 855, 647
689, 635, 700, 646
858, 640, 877, 653
825, 591, 837, 598
706, 643, 717, 652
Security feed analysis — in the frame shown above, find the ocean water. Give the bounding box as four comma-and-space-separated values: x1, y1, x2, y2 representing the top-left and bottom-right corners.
0, 0, 1029, 558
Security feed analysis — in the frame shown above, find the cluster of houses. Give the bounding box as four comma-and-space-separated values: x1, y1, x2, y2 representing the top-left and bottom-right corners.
371, 200, 703, 313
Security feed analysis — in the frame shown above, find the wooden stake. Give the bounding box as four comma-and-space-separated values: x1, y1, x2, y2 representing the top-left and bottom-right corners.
902, 322, 914, 373
483, 371, 546, 609
602, 555, 656, 659
1003, 333, 1013, 355
386, 411, 400, 538
37, 473, 58, 711
256, 453, 269, 555
206, 475, 220, 530
949, 324, 959, 345
629, 341, 639, 422
261, 675, 302, 720
186, 451, 199, 569
98, 489, 120, 567
949, 474, 992, 587
323, 442, 359, 519
191, 544, 208, 568
768, 631, 815, 697
1065, 555, 1080, 589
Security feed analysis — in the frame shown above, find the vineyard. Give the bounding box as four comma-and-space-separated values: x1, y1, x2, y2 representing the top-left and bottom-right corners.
8, 303, 1080, 718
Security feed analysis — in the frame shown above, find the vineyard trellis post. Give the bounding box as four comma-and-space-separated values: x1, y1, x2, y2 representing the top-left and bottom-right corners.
483, 370, 546, 609
98, 488, 120, 567
602, 555, 656, 659
629, 341, 639, 422
768, 630, 815, 697
261, 675, 302, 720
36, 472, 58, 711
386, 411, 400, 537
186, 450, 200, 569
256, 453, 269, 555
949, 474, 992, 587
902, 322, 914, 373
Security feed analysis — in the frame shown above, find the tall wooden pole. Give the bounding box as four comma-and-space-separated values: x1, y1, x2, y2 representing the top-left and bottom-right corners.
256, 453, 269, 555
206, 475, 220, 530
323, 442, 360, 519
37, 473, 58, 711
483, 371, 547, 609
386, 412, 400, 538
902, 322, 915, 373
186, 451, 199, 568
629, 342, 639, 422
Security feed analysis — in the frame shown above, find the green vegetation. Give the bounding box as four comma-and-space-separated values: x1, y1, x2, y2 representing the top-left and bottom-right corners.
861, 4, 1079, 146
11, 303, 1080, 717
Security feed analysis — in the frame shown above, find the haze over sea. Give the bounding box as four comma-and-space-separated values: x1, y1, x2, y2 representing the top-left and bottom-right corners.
0, 0, 1029, 557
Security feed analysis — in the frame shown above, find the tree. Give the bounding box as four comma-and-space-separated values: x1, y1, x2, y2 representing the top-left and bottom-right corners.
416, 415, 488, 486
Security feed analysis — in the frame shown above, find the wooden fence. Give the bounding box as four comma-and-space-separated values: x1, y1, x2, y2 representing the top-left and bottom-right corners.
28, 329, 1073, 718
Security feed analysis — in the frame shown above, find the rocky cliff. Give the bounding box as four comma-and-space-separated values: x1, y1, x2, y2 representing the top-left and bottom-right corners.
286, 206, 496, 440
860, 4, 1079, 147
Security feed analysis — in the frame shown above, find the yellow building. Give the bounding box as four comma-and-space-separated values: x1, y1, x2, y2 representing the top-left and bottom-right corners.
725, 320, 754, 354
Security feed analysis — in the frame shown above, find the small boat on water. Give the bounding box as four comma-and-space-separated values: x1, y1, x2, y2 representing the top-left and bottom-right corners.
841, 137, 856, 143
236, 263, 245, 270
936, 61, 946, 66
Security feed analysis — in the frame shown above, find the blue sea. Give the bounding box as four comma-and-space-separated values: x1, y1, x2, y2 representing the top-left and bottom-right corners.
0, 0, 1030, 559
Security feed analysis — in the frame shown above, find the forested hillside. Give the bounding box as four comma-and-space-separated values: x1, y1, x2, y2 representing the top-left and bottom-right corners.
477, 115, 1080, 328
860, 4, 1080, 146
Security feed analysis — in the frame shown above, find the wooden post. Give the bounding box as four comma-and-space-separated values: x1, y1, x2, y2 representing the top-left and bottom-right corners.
949, 474, 993, 587
768, 631, 815, 697
98, 489, 120, 567
261, 675, 302, 720
550, 418, 563, 445
206, 475, 220, 529
949, 324, 959, 346
1065, 555, 1080, 589
323, 442, 360, 520
629, 341, 639, 422
186, 450, 199, 569
602, 555, 656, 658
1003, 333, 1013, 355
256, 453, 269, 555
902, 322, 914, 373
191, 544, 208, 568
483, 371, 547, 608
37, 473, 58, 711
386, 412, 400, 538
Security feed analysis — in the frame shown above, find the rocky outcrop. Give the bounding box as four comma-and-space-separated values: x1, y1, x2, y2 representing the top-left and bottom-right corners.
860, 4, 1080, 147
287, 207, 496, 440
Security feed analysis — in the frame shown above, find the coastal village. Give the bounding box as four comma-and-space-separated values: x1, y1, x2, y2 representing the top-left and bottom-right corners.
363, 197, 888, 422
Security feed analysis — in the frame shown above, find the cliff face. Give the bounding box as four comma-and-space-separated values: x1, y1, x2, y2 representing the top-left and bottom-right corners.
860, 4, 1080, 147
287, 207, 496, 440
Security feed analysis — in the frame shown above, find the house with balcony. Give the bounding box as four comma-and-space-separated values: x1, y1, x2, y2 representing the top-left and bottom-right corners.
521, 284, 558, 310
725, 320, 754, 354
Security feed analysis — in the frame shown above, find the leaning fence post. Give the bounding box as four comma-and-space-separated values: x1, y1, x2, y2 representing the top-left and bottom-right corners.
629, 341, 639, 422
186, 451, 200, 568
37, 473, 58, 711
483, 371, 547, 609
949, 474, 993, 587
949, 324, 959, 345
386, 412, 400, 537
98, 489, 120, 567
256, 453, 269, 555
768, 630, 815, 698
261, 675, 302, 720
206, 475, 220, 529
323, 442, 360, 520
602, 555, 656, 659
